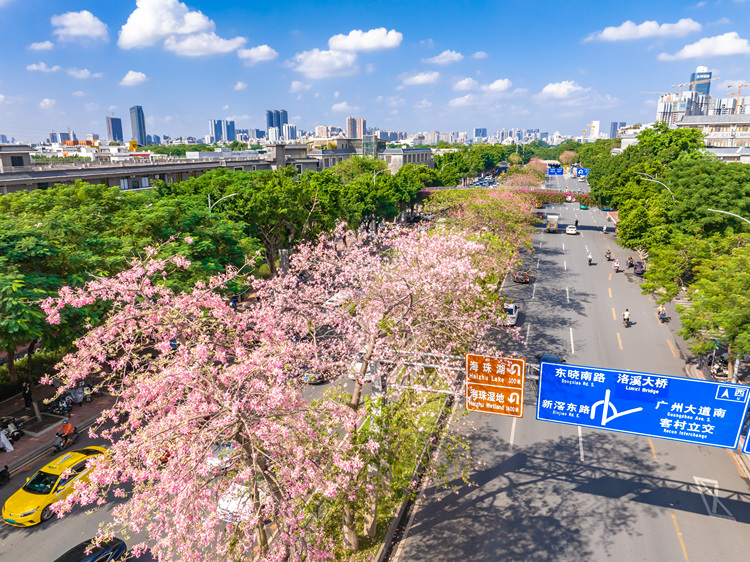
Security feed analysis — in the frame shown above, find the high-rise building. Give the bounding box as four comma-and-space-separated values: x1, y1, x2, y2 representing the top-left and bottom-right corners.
266, 110, 274, 134
266, 109, 288, 136
107, 117, 125, 142
356, 118, 366, 138
209, 119, 222, 142
280, 110, 288, 128
152, 134, 161, 145
49, 132, 59, 143
282, 123, 297, 140
268, 127, 280, 142
690, 65, 712, 96
87, 133, 100, 142
130, 106, 147, 146
474, 128, 488, 139
609, 121, 627, 139
222, 120, 236, 142
346, 117, 357, 138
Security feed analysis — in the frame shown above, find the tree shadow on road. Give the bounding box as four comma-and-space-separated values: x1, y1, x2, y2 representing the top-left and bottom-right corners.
397, 427, 750, 562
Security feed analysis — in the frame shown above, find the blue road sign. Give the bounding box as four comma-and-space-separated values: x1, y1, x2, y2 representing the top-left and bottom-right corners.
744, 433, 750, 455
537, 362, 750, 449
548, 167, 563, 175
576, 168, 590, 176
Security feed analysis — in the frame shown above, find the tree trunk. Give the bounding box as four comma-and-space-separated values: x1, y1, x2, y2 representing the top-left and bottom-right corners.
26, 339, 37, 377
265, 248, 277, 278
342, 503, 359, 551
6, 347, 17, 383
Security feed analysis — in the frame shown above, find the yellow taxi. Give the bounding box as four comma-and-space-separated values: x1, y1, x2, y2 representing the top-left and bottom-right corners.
2, 446, 106, 527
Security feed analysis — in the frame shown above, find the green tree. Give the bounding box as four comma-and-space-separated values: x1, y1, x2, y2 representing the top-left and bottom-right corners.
331, 156, 388, 184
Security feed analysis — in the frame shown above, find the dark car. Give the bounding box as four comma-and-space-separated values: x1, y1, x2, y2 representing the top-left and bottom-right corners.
601, 206, 615, 212
54, 537, 127, 562
511, 271, 530, 283
535, 353, 565, 365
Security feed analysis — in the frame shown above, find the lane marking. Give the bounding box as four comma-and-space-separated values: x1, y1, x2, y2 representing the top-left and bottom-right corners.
667, 339, 678, 358
510, 417, 517, 449
536, 258, 540, 269
608, 273, 612, 281
608, 287, 612, 299
532, 283, 536, 299
564, 260, 567, 271
585, 245, 589, 253
578, 425, 585, 461
570, 327, 575, 354
562, 243, 565, 251
670, 511, 690, 562
617, 332, 623, 350
693, 477, 735, 520
524, 324, 530, 346
611, 307, 616, 321
648, 438, 659, 463
566, 287, 570, 303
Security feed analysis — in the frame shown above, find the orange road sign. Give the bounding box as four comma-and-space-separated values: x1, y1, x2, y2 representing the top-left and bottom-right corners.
465, 353, 525, 417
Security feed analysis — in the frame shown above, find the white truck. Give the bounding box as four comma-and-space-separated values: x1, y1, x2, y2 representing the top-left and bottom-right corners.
546, 213, 560, 233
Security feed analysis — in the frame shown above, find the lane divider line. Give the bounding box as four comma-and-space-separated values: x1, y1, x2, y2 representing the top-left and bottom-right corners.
566, 287, 570, 303
670, 511, 690, 562
524, 324, 531, 346
648, 437, 659, 463
609, 287, 612, 299
564, 261, 567, 271
668, 339, 678, 358
617, 332, 623, 350
611, 307, 616, 321
532, 283, 536, 300
570, 327, 575, 355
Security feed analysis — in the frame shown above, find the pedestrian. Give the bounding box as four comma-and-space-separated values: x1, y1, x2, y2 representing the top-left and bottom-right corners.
22, 379, 33, 411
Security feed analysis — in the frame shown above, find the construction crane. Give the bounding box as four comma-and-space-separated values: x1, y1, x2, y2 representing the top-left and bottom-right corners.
727, 84, 750, 114
581, 128, 588, 143
670, 77, 720, 98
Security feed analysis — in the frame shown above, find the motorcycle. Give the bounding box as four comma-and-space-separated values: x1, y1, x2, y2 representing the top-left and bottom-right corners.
605, 251, 612, 261
627, 257, 635, 268
658, 310, 668, 323
44, 395, 73, 416
0, 417, 23, 441
65, 384, 85, 407
587, 255, 593, 266
83, 382, 100, 403
53, 427, 79, 452
623, 316, 630, 328
613, 261, 620, 273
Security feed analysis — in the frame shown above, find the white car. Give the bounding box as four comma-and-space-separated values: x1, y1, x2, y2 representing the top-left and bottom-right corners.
565, 225, 578, 235
502, 303, 519, 326
218, 482, 267, 523
347, 352, 379, 382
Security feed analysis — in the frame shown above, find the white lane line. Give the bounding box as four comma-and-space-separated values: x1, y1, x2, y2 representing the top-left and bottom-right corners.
694, 477, 735, 520
564, 260, 567, 271
578, 426, 585, 462
536, 258, 540, 269
532, 283, 537, 300
585, 244, 589, 253
570, 327, 575, 354
562, 243, 565, 251
510, 417, 517, 449
566, 287, 570, 303
524, 324, 531, 346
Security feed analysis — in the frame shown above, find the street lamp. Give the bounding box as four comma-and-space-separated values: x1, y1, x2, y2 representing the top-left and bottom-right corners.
633, 172, 675, 202
706, 208, 750, 225
208, 192, 238, 214
373, 169, 388, 183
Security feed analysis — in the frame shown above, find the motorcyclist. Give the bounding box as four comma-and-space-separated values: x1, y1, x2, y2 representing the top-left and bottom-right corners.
623, 309, 630, 326
657, 304, 666, 319
605, 249, 611, 261
627, 256, 634, 268
613, 259, 620, 272
587, 253, 593, 265
603, 226, 607, 234
574, 219, 579, 228
57, 418, 75, 445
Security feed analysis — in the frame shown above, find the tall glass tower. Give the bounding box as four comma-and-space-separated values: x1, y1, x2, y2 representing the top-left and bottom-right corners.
129, 105, 147, 146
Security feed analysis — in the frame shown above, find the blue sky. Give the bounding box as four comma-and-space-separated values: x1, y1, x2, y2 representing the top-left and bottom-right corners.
1, 0, 750, 142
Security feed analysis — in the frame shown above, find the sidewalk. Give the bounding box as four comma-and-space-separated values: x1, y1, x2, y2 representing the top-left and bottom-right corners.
0, 385, 115, 474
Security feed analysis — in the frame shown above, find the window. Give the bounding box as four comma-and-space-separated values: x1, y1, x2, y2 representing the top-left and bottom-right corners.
10, 156, 24, 167
131, 180, 140, 189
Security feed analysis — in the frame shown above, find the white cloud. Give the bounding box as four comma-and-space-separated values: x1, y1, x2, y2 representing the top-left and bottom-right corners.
334, 91, 340, 98
291, 49, 359, 79
290, 80, 311, 93
332, 101, 356, 112
453, 77, 478, 91
233, 81, 247, 91
222, 104, 229, 110
119, 0, 245, 56
585, 18, 701, 42
28, 41, 54, 51
658, 32, 750, 60
0, 94, 5, 104
535, 80, 590, 100
84, 102, 99, 111
401, 71, 440, 86
108, 105, 118, 111
365, 63, 375, 73
67, 68, 103, 79
119, 70, 148, 86
482, 78, 512, 92
422, 50, 464, 65
471, 51, 488, 59
165, 33, 245, 56
415, 98, 432, 109
448, 94, 475, 107
51, 10, 108, 42
237, 44, 278, 65
39, 98, 56, 109
72, 91, 86, 97
328, 27, 402, 51
27, 62, 60, 72
226, 114, 250, 121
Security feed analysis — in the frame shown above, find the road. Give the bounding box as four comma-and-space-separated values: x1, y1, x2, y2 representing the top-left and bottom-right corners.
394, 203, 750, 561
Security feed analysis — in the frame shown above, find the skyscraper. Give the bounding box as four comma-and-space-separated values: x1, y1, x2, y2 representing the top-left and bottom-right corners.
356, 118, 366, 138
282, 123, 297, 141
280, 110, 288, 128
346, 117, 357, 138
106, 117, 123, 143
130, 106, 147, 146
609, 121, 627, 139
474, 128, 488, 139
266, 110, 274, 134
266, 109, 288, 136
209, 119, 222, 142
690, 65, 712, 96
222, 120, 236, 142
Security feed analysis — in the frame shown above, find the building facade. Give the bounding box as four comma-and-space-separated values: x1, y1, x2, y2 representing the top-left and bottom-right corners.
106, 117, 124, 143
346, 117, 357, 139
130, 106, 147, 146
356, 118, 366, 139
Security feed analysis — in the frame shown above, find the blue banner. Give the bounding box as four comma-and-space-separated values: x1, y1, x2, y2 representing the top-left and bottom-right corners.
575, 168, 590, 176
537, 362, 750, 449
548, 167, 563, 175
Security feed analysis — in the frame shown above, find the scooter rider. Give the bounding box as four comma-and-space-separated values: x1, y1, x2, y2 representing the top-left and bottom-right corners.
587, 253, 593, 265
574, 219, 579, 228
623, 309, 631, 327
56, 417, 75, 447
613, 259, 620, 272
605, 249, 611, 261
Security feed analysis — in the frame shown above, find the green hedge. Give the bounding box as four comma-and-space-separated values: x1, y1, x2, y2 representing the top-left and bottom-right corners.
0, 349, 68, 402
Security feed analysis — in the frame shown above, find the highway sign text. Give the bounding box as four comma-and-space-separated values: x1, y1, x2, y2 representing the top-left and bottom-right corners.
466, 354, 525, 417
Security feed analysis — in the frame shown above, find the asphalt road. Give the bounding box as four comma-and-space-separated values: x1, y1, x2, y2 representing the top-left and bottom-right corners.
395, 204, 750, 562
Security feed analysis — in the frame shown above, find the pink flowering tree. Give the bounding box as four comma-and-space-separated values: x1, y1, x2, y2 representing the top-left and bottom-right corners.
41, 247, 361, 562
251, 223, 525, 551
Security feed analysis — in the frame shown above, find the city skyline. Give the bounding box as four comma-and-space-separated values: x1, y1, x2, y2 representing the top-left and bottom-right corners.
2, 1, 750, 142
